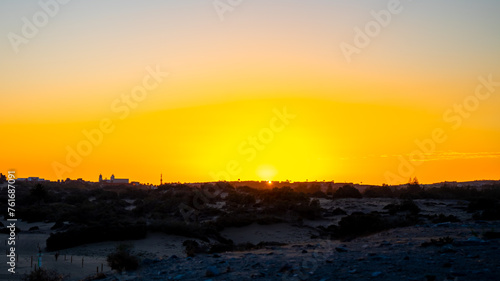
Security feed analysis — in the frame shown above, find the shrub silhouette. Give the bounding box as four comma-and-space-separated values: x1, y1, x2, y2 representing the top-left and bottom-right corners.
468, 198, 500, 220
363, 186, 394, 198
46, 222, 147, 251
226, 192, 256, 207
183, 240, 205, 257
467, 198, 498, 212
22, 268, 64, 281
430, 214, 460, 223
333, 185, 362, 199
107, 244, 139, 272
421, 236, 454, 247
383, 200, 420, 215
337, 212, 385, 238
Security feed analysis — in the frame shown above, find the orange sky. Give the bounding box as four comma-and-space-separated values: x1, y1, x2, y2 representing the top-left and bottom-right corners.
1, 1, 499, 184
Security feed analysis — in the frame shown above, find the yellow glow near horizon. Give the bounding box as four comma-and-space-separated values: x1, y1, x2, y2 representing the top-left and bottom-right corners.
2, 96, 499, 185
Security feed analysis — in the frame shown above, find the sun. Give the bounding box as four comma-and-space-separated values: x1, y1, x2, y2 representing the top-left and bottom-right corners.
256, 164, 277, 181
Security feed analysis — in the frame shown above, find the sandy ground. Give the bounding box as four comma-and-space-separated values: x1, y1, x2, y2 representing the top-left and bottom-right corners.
0, 221, 188, 280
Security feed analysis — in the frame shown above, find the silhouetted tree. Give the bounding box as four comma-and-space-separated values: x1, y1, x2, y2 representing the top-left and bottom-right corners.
333, 185, 362, 199
363, 186, 394, 198
0, 173, 6, 184
308, 184, 322, 194
30, 183, 48, 205
326, 184, 333, 196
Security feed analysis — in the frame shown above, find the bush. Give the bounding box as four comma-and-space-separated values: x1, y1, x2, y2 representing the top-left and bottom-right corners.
467, 198, 498, 212
226, 192, 256, 207
474, 208, 500, 220
333, 185, 362, 199
22, 268, 64, 281
292, 199, 322, 219
430, 214, 460, 223
336, 212, 385, 238
46, 222, 147, 251
107, 244, 139, 272
149, 221, 212, 241
483, 231, 500, 239
421, 236, 454, 247
183, 240, 205, 257
383, 200, 420, 215
363, 186, 394, 198
468, 198, 500, 220
215, 212, 256, 228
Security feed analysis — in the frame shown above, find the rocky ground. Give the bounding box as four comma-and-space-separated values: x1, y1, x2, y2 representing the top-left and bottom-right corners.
98, 219, 500, 280
3, 199, 500, 281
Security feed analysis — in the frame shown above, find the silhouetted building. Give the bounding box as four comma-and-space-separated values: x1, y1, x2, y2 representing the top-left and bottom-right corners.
99, 174, 129, 184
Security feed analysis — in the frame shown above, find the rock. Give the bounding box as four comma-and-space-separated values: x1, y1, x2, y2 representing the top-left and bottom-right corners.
438, 245, 456, 253
467, 237, 483, 242
251, 262, 261, 268
301, 250, 308, 253
379, 241, 391, 247
173, 274, 184, 280
371, 255, 389, 261
371, 271, 383, 277
335, 247, 348, 252
455, 237, 489, 246
331, 207, 347, 216
348, 269, 357, 274
279, 264, 293, 273
28, 226, 39, 231
50, 221, 65, 230
205, 266, 220, 277
212, 254, 220, 258
251, 272, 266, 278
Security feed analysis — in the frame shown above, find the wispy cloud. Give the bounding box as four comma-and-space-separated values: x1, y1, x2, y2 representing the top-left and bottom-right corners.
405, 151, 500, 162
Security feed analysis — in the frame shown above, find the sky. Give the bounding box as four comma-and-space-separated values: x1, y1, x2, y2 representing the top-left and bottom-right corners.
1, 0, 500, 185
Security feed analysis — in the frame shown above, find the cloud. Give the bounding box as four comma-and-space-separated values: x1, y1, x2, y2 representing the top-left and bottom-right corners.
404, 151, 500, 162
